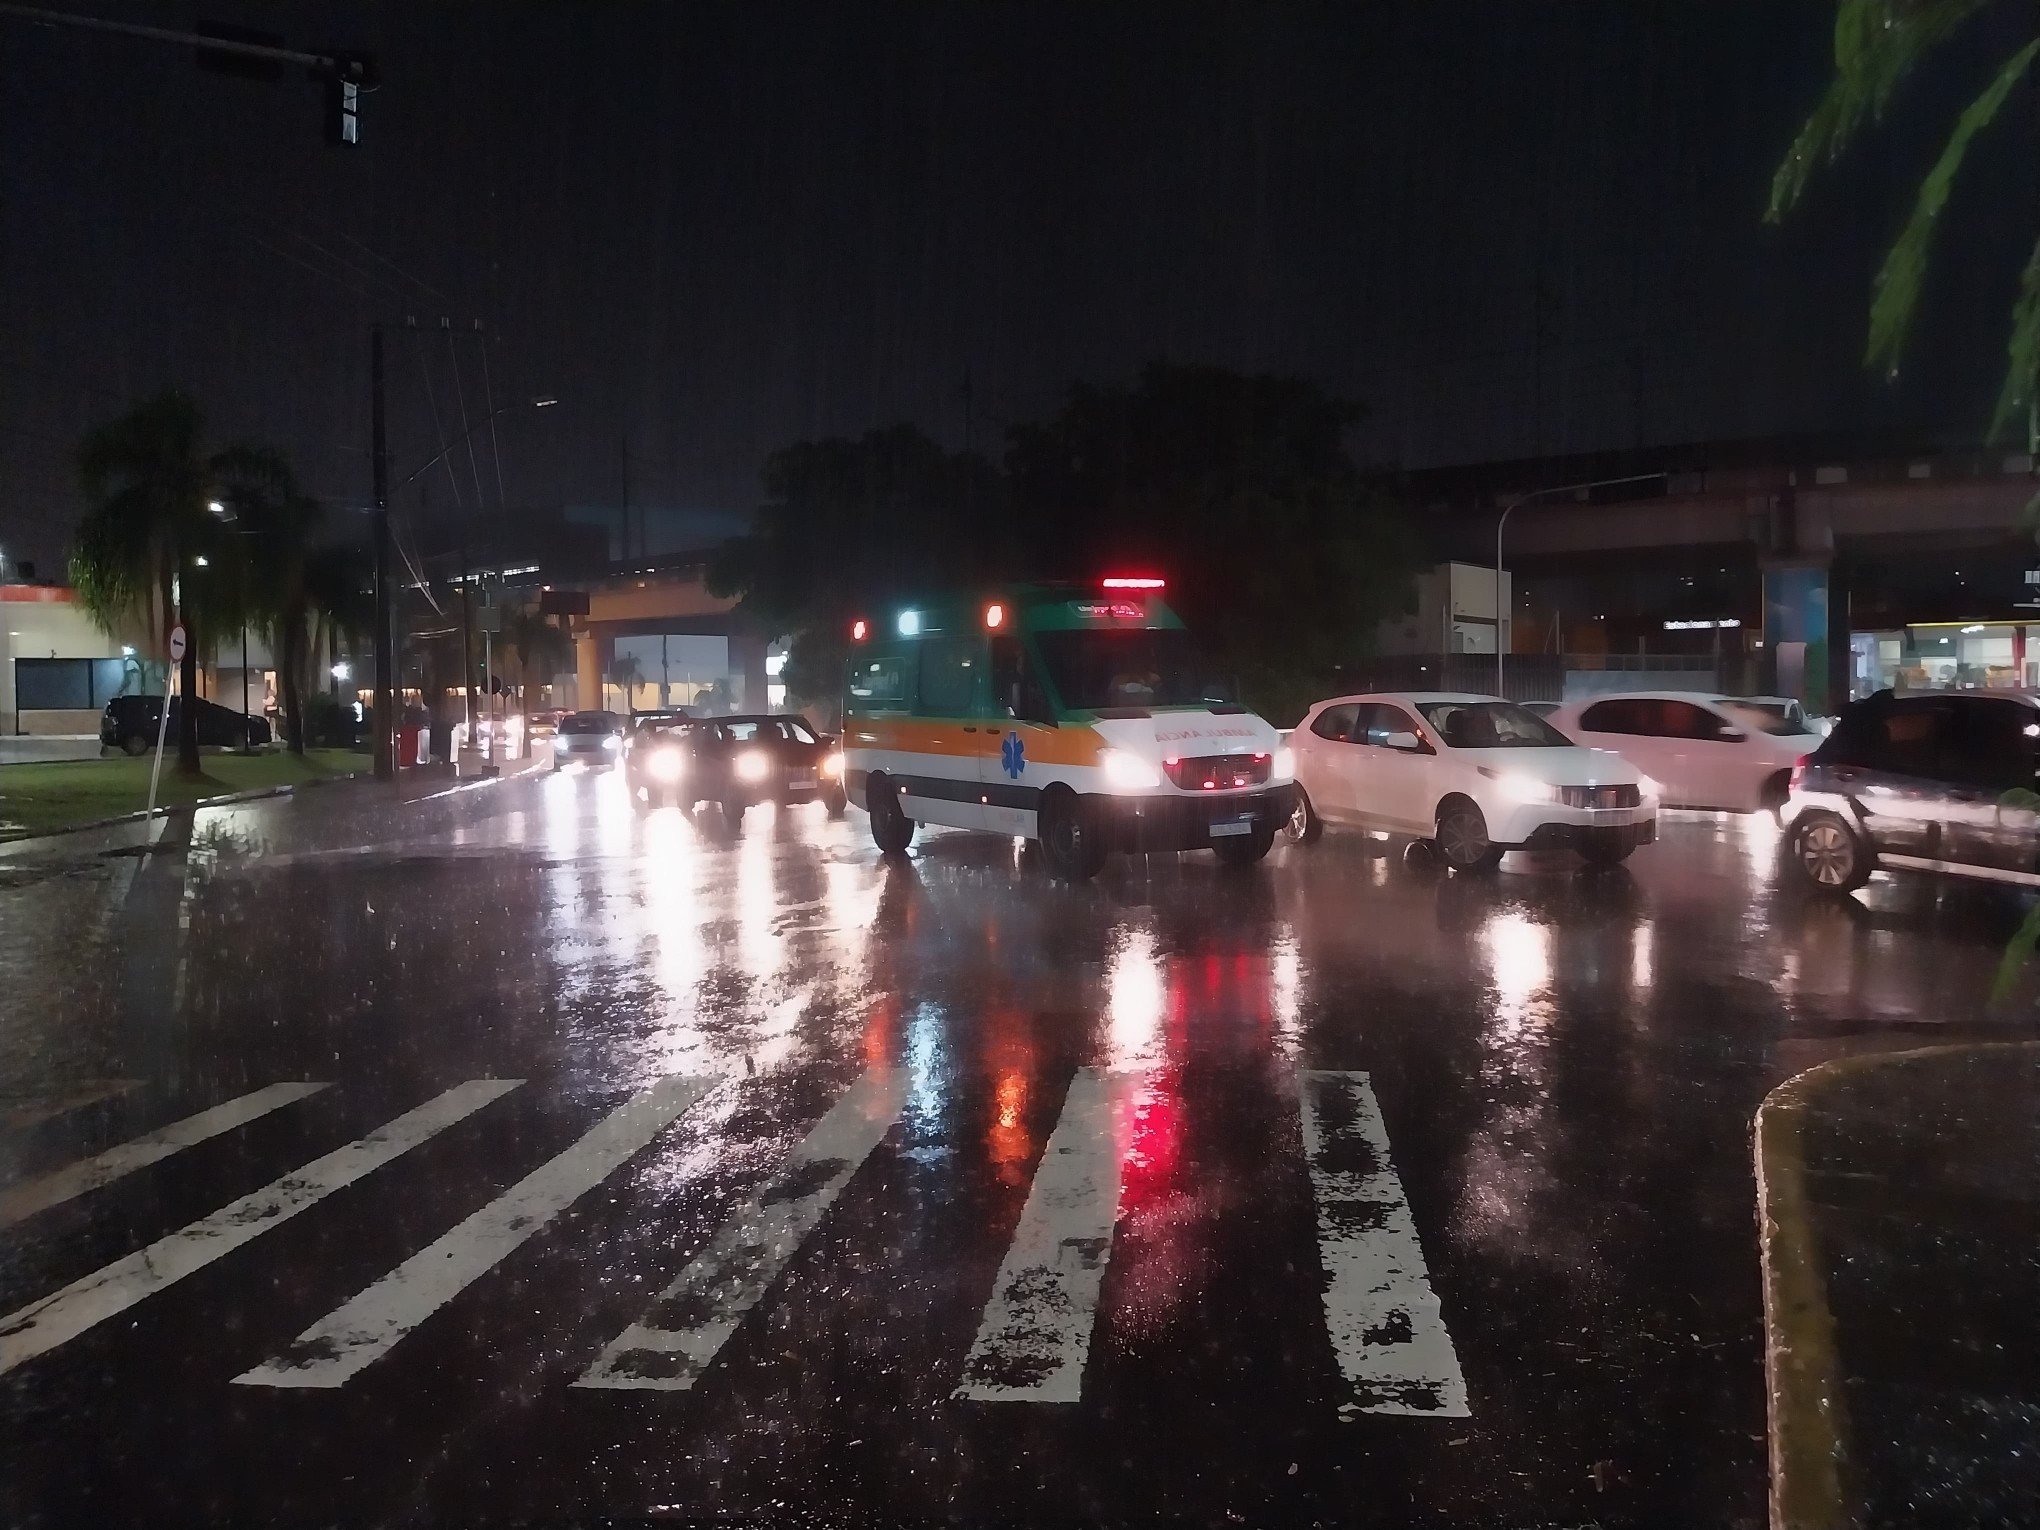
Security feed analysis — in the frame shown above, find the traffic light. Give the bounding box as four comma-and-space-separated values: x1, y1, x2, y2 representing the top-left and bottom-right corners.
321, 53, 375, 146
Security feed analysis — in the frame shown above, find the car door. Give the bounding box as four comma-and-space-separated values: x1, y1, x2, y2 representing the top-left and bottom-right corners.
1653, 698, 1751, 812
1823, 696, 1952, 859
1572, 698, 1668, 795
1357, 702, 1434, 832
1937, 699, 2040, 876
1297, 702, 1362, 819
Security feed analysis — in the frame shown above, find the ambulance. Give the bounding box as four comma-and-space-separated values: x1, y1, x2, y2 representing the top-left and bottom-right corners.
841, 577, 1298, 878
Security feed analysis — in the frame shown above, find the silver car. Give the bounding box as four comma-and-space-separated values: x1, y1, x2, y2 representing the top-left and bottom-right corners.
550, 709, 624, 769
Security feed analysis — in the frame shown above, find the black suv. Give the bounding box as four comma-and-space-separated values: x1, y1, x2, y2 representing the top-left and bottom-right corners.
101, 694, 272, 755
1782, 689, 2040, 893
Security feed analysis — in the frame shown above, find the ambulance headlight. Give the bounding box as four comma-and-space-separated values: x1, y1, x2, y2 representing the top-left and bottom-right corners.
1100, 748, 1164, 792
735, 748, 772, 783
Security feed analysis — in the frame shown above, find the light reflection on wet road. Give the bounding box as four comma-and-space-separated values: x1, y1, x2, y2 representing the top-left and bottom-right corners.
2, 766, 2035, 1525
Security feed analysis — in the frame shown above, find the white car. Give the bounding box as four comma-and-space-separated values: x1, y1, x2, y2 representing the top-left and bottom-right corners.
1543, 692, 1813, 814
1287, 692, 1657, 870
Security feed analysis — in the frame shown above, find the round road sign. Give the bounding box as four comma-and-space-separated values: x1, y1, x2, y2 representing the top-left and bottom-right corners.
168, 625, 187, 663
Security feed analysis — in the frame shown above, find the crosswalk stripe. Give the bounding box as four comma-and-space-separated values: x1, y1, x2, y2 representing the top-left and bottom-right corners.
0, 1082, 331, 1228
2, 1079, 143, 1136
574, 1067, 905, 1391
234, 1075, 716, 1388
1298, 1070, 1468, 1417
0, 1079, 520, 1377
953, 1067, 1132, 1403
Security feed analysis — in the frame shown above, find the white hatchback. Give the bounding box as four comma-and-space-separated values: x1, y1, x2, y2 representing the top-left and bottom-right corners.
1287, 692, 1657, 870
1542, 692, 1814, 814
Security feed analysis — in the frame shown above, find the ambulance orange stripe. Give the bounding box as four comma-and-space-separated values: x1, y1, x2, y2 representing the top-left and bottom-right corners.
847, 717, 1105, 768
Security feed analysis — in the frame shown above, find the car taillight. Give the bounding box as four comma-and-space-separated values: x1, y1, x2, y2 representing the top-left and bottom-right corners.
1789, 755, 1808, 793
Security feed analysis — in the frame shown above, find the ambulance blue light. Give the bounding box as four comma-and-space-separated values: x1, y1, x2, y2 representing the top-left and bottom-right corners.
897, 609, 922, 637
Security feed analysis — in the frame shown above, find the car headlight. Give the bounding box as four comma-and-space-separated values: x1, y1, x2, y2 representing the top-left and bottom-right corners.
821, 751, 845, 779
647, 749, 685, 783
735, 748, 771, 783
1495, 772, 1558, 805
1100, 747, 1164, 792
1272, 746, 1295, 782
600, 735, 620, 751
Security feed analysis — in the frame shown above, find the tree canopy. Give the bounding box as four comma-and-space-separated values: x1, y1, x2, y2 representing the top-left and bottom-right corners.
1768, 0, 2040, 448
709, 364, 1419, 723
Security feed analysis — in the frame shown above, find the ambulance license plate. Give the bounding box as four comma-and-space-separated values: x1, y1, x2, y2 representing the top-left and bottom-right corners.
789, 774, 817, 790
1209, 817, 1255, 838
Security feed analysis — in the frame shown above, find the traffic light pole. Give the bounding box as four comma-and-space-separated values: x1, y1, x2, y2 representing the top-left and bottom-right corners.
371, 327, 396, 780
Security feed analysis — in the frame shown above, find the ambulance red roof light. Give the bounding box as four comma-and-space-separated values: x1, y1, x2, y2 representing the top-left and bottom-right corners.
851, 617, 869, 641
1101, 576, 1166, 590
985, 602, 1006, 630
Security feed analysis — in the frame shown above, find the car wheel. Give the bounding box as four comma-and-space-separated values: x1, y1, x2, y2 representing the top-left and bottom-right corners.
1213, 824, 1276, 868
121, 733, 149, 757
722, 793, 747, 827
1038, 789, 1107, 880
1788, 810, 1871, 893
1286, 787, 1323, 845
1434, 801, 1503, 873
867, 774, 915, 856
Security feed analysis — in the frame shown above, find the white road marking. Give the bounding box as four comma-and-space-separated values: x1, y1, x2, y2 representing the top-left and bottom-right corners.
2, 1079, 144, 1136
0, 1079, 519, 1377
574, 1067, 904, 1391
0, 1082, 330, 1228
1298, 1070, 1468, 1417
954, 1067, 1132, 1403
235, 1075, 715, 1388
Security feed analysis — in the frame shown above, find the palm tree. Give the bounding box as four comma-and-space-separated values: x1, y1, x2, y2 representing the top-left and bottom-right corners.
72, 391, 291, 776
501, 608, 572, 750
605, 652, 643, 713
1769, 2, 2040, 452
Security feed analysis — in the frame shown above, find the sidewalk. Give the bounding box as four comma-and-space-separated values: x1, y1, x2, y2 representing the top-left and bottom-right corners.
1758, 1042, 2040, 1529
0, 734, 101, 765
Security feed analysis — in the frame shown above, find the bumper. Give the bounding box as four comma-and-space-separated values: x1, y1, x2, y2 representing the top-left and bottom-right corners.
1519, 817, 1657, 853
1093, 784, 1298, 852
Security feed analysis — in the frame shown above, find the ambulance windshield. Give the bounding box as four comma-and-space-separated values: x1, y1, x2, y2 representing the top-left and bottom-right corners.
1033, 628, 1235, 711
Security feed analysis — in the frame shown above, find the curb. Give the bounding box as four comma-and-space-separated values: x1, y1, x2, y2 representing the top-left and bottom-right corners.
1754, 1041, 2040, 1530
0, 767, 368, 847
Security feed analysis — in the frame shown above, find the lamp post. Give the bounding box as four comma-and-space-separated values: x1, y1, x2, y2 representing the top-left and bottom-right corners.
1493, 472, 1668, 698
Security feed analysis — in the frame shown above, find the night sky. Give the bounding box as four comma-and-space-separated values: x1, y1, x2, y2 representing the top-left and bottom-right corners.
4, 1, 2036, 575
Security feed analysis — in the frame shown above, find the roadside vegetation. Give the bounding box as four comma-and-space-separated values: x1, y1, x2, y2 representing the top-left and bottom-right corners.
0, 748, 367, 838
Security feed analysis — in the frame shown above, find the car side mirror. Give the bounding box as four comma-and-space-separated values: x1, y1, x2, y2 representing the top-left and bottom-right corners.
1382, 730, 1423, 752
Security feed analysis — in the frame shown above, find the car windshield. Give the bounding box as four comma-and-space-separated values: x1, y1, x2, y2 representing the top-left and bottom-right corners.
1417, 699, 1572, 748
1722, 700, 1814, 736
560, 712, 621, 735
1033, 628, 1234, 711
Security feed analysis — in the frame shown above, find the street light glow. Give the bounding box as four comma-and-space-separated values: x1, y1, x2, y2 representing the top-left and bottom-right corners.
208, 500, 226, 515
331, 662, 352, 681
193, 556, 210, 567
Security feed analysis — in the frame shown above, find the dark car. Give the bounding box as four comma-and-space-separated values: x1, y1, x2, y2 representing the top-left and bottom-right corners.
719, 714, 847, 816
100, 694, 271, 755
625, 713, 845, 819
1782, 689, 2040, 893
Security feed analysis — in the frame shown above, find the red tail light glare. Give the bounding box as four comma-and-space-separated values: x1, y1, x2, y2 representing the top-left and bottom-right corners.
851, 618, 868, 641
984, 602, 1005, 630
1101, 576, 1166, 590
1789, 755, 1808, 793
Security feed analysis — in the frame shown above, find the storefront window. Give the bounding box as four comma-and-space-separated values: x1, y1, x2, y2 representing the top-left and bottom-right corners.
1856, 625, 2037, 695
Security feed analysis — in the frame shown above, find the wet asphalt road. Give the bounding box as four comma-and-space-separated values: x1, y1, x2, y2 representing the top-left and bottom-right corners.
3, 763, 2036, 1528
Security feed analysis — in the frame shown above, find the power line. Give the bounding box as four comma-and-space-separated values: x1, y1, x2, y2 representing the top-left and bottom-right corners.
444, 327, 487, 512
478, 336, 507, 508
247, 231, 373, 302
411, 328, 463, 511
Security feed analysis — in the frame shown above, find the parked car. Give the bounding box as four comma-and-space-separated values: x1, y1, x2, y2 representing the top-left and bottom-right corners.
550, 709, 624, 769
1543, 692, 1808, 814
100, 694, 271, 755
1783, 689, 2040, 893
1287, 692, 1656, 870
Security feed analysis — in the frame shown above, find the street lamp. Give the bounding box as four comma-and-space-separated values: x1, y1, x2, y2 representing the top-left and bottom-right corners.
331, 661, 351, 681
1493, 472, 1667, 698
208, 499, 227, 515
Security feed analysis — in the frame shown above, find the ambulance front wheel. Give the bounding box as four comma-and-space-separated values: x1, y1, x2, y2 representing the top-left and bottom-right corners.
1039, 788, 1108, 880
866, 773, 915, 856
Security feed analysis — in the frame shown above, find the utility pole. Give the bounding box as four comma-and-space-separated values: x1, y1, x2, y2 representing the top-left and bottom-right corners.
371, 327, 396, 779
